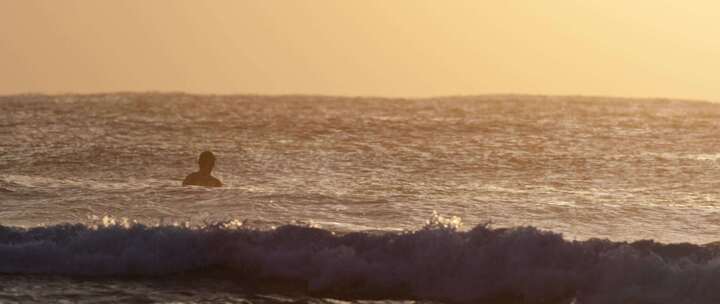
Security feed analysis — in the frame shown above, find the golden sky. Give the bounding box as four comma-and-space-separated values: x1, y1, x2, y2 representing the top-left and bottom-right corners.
1, 0, 719, 100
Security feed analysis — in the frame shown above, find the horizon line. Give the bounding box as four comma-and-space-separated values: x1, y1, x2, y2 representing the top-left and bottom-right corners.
0, 91, 714, 104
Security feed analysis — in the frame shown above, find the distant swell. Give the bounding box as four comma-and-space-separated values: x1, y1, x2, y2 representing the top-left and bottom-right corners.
2, 223, 720, 304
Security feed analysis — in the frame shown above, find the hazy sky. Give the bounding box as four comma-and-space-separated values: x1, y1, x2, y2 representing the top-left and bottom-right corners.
1, 0, 719, 99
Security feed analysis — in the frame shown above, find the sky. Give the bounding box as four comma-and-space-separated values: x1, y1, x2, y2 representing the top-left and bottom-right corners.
1, 0, 719, 100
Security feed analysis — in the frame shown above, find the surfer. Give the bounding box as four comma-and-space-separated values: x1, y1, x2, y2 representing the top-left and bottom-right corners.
183, 151, 223, 187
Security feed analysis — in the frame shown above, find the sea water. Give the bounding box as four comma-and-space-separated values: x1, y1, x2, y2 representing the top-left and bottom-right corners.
2, 93, 720, 303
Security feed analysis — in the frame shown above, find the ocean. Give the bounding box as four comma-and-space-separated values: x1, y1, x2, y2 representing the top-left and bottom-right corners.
2, 93, 720, 303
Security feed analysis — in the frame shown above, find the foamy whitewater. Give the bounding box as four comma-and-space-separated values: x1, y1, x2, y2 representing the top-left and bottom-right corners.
3, 93, 720, 303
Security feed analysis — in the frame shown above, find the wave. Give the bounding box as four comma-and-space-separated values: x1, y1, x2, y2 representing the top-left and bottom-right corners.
1, 218, 720, 304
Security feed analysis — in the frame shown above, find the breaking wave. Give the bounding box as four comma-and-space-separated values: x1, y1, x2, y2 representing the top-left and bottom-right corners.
2, 215, 720, 303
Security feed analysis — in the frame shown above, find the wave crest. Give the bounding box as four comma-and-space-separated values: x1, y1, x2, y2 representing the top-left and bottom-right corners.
1, 221, 720, 303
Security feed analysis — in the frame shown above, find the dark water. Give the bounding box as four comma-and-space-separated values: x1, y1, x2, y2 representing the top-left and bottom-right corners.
3, 93, 720, 303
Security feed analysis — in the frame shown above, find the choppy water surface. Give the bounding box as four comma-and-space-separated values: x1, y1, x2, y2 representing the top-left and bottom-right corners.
3, 93, 720, 303
3, 93, 720, 242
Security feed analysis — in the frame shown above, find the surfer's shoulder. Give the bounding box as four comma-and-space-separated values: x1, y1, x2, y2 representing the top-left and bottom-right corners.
208, 176, 223, 187
182, 172, 200, 186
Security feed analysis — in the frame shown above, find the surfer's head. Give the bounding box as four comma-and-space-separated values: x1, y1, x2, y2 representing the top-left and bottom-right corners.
198, 151, 216, 173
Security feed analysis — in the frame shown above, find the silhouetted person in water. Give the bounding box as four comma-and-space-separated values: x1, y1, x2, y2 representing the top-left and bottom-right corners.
183, 151, 222, 187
